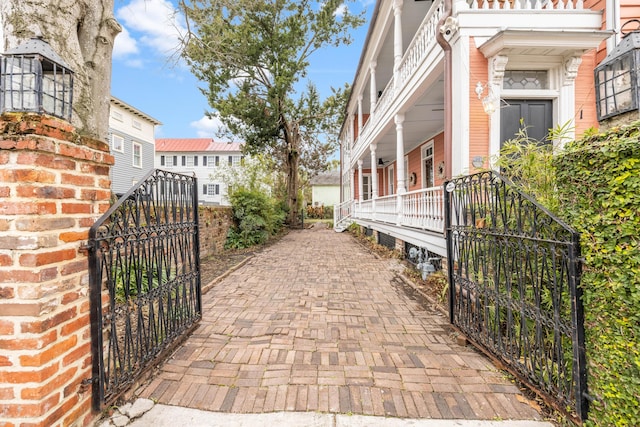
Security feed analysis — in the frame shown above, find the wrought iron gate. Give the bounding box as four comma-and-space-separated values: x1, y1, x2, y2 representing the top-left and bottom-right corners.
87, 169, 202, 410
444, 171, 587, 421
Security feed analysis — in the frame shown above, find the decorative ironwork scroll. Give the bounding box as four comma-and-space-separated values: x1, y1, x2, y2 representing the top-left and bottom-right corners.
88, 169, 201, 410
444, 171, 587, 421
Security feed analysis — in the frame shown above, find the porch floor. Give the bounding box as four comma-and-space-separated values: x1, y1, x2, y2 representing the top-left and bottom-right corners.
133, 226, 548, 423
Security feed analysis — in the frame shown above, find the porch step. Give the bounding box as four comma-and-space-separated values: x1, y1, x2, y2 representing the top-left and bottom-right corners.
334, 218, 352, 233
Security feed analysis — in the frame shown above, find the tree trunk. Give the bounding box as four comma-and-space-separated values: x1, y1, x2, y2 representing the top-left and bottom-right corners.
0, 0, 120, 141
285, 122, 301, 228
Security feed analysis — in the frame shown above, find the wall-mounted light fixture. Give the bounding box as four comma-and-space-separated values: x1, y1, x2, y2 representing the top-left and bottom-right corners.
475, 81, 497, 115
0, 37, 74, 121
595, 20, 640, 121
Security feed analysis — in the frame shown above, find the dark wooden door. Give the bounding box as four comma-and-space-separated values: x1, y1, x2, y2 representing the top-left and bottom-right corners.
500, 99, 553, 146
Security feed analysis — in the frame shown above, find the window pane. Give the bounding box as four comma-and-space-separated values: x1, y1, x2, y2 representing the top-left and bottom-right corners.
503, 70, 548, 90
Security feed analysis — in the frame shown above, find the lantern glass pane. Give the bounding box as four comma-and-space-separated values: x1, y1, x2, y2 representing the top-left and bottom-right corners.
1, 56, 40, 112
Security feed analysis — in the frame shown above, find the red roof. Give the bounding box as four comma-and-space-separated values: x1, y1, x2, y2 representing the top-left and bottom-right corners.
156, 138, 243, 152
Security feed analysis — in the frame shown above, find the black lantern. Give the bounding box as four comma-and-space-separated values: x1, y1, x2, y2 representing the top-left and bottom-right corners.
0, 37, 74, 121
595, 23, 640, 121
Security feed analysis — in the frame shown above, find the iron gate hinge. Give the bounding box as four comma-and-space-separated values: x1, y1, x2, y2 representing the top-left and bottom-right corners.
79, 243, 92, 255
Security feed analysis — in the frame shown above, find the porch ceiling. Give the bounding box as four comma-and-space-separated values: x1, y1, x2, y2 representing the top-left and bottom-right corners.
362, 75, 445, 170
359, 0, 437, 111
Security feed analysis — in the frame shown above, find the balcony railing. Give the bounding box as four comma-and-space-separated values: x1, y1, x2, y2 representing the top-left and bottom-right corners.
398, 0, 444, 87
352, 186, 444, 233
469, 0, 584, 10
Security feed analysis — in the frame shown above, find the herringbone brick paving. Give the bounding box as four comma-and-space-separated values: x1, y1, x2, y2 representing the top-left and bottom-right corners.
137, 226, 543, 421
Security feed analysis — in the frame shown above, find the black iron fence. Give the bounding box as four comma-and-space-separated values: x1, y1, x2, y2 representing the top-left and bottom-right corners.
87, 169, 202, 411
444, 171, 587, 421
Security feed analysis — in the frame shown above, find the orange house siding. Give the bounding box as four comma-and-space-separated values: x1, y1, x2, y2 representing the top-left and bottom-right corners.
469, 38, 491, 170
407, 145, 422, 191
585, 0, 640, 65
575, 50, 600, 137
353, 113, 371, 141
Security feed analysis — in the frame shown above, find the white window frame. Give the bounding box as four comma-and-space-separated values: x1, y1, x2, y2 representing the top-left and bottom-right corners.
422, 141, 435, 189
132, 142, 142, 168
111, 110, 123, 122
404, 156, 409, 189
112, 134, 124, 153
132, 119, 142, 130
206, 184, 219, 196
362, 174, 372, 201
186, 156, 195, 167
388, 164, 395, 195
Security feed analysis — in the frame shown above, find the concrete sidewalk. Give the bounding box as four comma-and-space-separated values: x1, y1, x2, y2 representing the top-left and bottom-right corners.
129, 403, 554, 426
126, 227, 549, 424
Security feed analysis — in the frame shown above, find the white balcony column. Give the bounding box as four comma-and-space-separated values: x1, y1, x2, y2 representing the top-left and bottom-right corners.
349, 114, 355, 148
392, 0, 404, 89
350, 167, 355, 203
370, 143, 378, 199
357, 159, 364, 204
370, 143, 378, 221
395, 113, 406, 225
369, 61, 378, 113
357, 96, 363, 138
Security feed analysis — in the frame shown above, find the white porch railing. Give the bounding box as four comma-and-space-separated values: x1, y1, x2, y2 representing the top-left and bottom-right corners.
375, 195, 397, 224
469, 0, 583, 10
401, 187, 445, 231
334, 199, 353, 226
352, 186, 445, 234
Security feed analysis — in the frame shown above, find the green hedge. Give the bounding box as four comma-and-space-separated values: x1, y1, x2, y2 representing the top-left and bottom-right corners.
554, 122, 640, 426
225, 188, 284, 249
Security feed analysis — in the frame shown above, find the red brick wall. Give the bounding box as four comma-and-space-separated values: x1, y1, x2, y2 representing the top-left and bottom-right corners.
0, 113, 113, 427
198, 206, 233, 257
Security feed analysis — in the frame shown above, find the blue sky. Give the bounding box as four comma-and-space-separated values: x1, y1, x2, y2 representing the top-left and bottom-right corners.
111, 0, 375, 139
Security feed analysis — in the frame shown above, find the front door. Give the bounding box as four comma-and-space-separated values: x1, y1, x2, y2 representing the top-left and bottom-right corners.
500, 99, 553, 146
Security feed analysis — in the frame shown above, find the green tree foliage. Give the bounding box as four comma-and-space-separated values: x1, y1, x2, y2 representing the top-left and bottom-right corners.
179, 0, 364, 226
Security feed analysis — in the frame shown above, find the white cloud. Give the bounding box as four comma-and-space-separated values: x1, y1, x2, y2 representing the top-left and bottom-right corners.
116, 0, 187, 56
125, 58, 145, 68
190, 115, 227, 139
334, 4, 348, 17
112, 26, 139, 58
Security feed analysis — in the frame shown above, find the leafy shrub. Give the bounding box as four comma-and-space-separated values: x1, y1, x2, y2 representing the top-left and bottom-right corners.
225, 188, 284, 249
305, 204, 334, 219
554, 122, 640, 426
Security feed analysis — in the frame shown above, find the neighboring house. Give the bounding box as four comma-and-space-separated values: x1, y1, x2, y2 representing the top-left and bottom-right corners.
155, 138, 243, 206
310, 170, 340, 207
109, 96, 161, 196
337, 0, 635, 256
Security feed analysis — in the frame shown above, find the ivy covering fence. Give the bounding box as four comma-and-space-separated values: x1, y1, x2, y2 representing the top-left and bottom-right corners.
554, 122, 640, 426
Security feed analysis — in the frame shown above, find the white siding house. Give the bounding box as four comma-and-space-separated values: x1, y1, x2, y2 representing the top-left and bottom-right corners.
310, 171, 340, 207
108, 97, 161, 196
155, 138, 243, 206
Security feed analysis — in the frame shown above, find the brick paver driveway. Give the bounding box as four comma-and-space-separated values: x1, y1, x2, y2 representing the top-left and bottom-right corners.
138, 226, 544, 421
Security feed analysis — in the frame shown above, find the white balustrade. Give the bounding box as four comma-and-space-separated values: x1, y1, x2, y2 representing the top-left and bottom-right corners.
469, 0, 583, 10
356, 199, 374, 220
351, 186, 445, 234
398, 0, 444, 87
401, 187, 445, 232
374, 195, 398, 224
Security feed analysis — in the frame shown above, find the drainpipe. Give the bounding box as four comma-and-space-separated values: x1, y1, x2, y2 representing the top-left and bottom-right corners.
436, 0, 453, 180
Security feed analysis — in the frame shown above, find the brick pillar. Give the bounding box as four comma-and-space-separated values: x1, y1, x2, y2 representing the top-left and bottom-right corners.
0, 113, 113, 427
